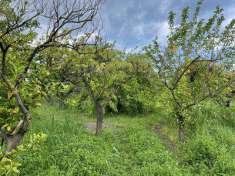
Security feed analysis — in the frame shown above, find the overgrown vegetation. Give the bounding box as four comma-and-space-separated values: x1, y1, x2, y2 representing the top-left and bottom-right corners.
0, 0, 234, 175
16, 103, 235, 175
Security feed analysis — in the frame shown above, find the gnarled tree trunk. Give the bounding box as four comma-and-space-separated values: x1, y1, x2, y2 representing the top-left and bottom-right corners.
5, 132, 26, 153
2, 117, 30, 153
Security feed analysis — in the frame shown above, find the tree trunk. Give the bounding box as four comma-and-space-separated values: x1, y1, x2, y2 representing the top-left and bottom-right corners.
95, 101, 104, 135
5, 133, 25, 153
3, 118, 30, 153
177, 114, 185, 142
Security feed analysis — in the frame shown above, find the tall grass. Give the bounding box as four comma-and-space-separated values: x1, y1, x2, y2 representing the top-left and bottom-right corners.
18, 104, 184, 176
16, 102, 235, 176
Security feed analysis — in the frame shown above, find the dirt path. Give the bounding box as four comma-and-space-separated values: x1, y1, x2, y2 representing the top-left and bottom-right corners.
85, 122, 177, 152
154, 124, 177, 153
85, 122, 124, 132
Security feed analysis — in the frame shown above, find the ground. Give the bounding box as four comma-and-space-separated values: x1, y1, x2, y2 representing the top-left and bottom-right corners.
16, 103, 235, 176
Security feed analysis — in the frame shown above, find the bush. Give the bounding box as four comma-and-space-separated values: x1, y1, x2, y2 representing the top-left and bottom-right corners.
181, 135, 235, 175
0, 132, 47, 176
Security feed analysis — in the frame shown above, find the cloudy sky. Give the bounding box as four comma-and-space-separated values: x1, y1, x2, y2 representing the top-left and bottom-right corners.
100, 0, 235, 50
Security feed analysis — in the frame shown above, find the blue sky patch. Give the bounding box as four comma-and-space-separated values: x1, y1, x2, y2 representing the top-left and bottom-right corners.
100, 0, 235, 50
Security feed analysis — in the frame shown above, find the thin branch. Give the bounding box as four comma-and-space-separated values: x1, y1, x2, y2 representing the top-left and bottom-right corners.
172, 55, 201, 90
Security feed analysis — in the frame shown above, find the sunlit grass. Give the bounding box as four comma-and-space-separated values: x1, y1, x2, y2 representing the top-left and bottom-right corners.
17, 102, 235, 176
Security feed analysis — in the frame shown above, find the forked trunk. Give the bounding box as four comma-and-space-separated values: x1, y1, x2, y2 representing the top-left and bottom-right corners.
3, 118, 30, 153
5, 133, 25, 153
95, 101, 104, 135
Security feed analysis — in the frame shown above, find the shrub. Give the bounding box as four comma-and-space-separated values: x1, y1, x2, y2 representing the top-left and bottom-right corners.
181, 135, 235, 175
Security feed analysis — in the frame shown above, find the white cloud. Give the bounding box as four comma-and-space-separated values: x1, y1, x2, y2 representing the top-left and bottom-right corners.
224, 6, 235, 26
153, 21, 169, 45
31, 24, 48, 47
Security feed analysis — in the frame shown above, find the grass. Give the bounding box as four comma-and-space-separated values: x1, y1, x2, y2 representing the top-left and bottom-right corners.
16, 103, 235, 176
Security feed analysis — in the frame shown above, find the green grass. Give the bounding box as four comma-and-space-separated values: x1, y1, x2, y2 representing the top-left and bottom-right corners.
17, 103, 235, 176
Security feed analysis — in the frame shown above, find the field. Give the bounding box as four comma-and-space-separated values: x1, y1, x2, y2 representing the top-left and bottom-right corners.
0, 1, 234, 175
17, 103, 235, 176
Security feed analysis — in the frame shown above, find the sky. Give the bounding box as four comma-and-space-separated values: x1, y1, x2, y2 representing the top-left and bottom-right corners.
100, 0, 235, 50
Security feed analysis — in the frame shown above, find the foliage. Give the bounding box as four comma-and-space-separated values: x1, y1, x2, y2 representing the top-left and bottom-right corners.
17, 103, 235, 176
18, 105, 186, 176
0, 0, 234, 175
0, 157, 21, 176
113, 54, 159, 114
144, 0, 235, 140
0, 132, 47, 176
55, 48, 159, 115
181, 133, 235, 175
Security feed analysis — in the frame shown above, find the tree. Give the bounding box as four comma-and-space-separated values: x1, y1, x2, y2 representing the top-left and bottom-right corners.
145, 0, 235, 141
0, 0, 101, 152
114, 53, 159, 114
60, 40, 132, 134
215, 70, 235, 107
